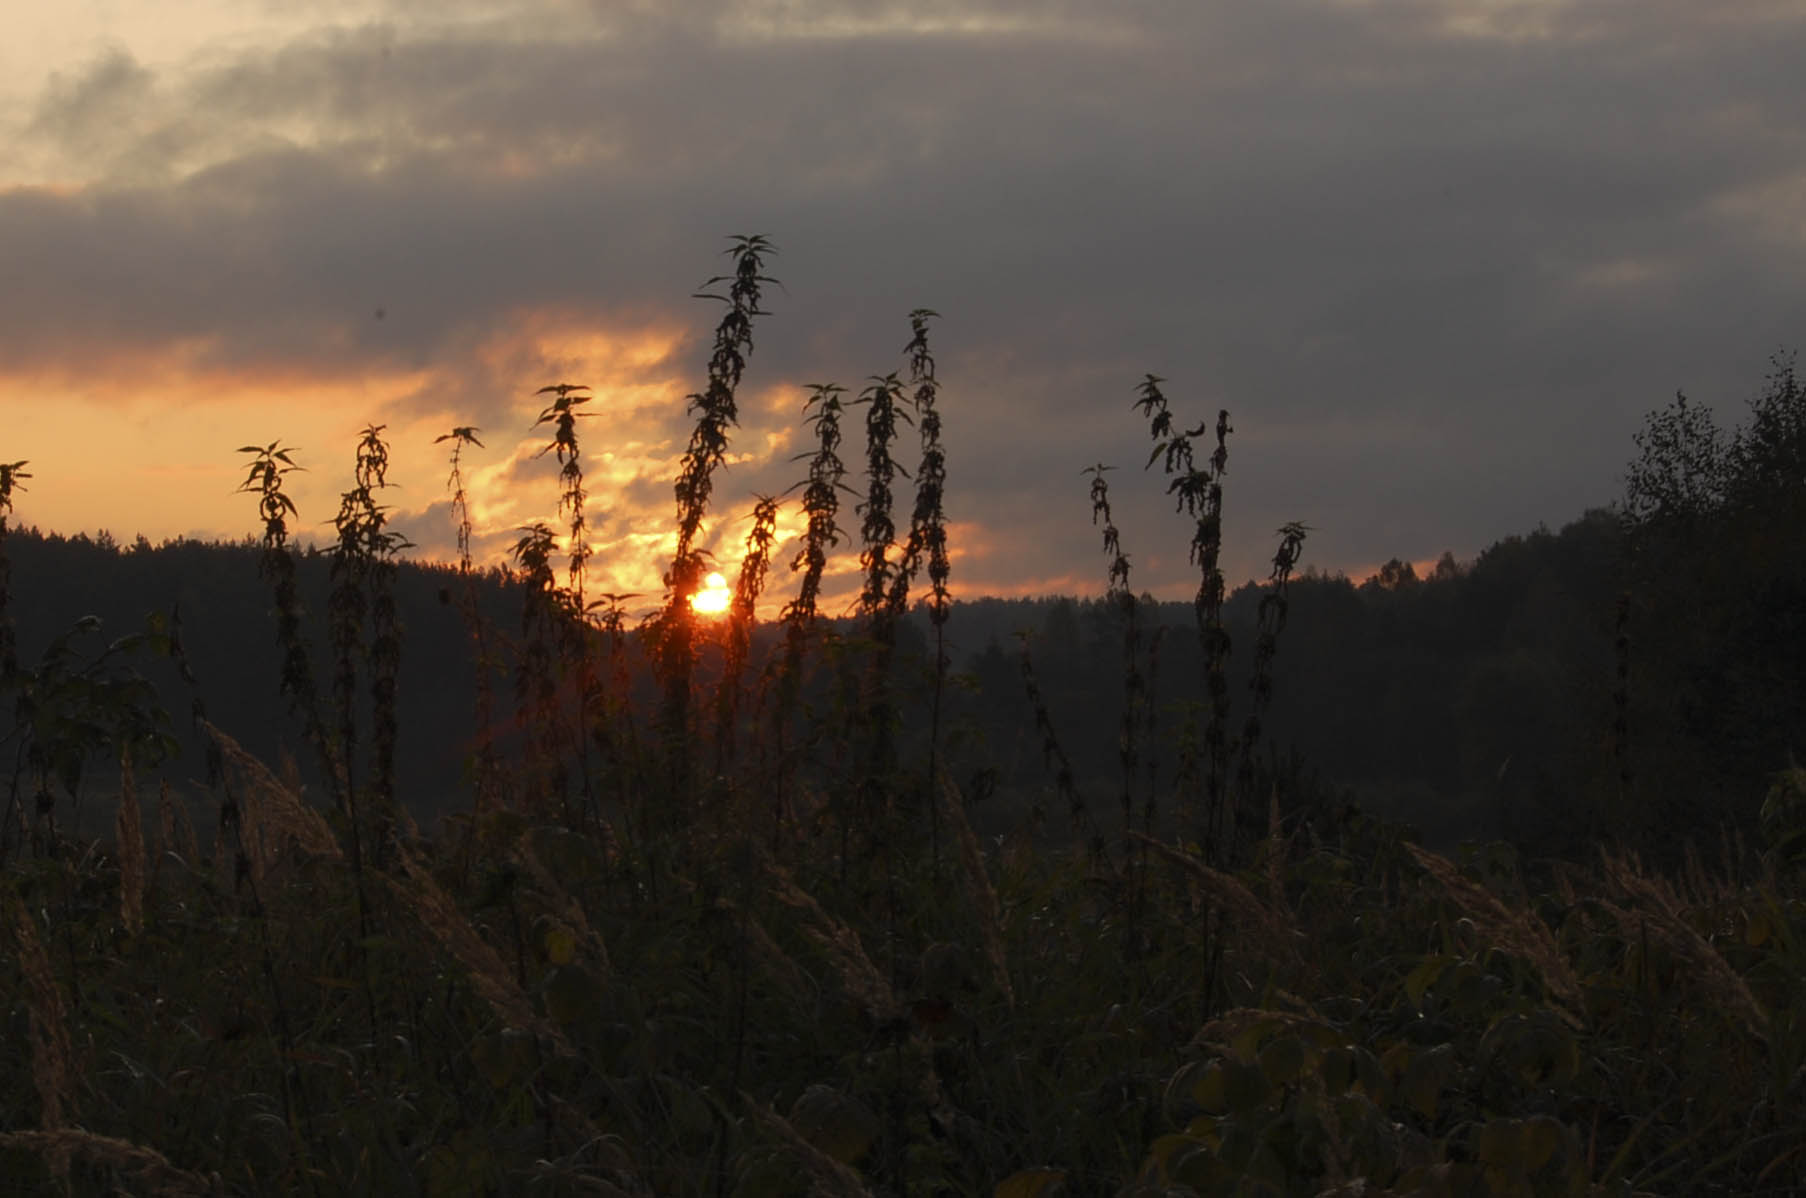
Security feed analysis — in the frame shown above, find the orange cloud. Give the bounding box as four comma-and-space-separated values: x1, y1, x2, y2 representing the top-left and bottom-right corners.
0, 307, 720, 567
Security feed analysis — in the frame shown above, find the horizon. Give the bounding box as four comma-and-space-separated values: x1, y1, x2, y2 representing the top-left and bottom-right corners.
4, 1, 1801, 608
2, 511, 1507, 611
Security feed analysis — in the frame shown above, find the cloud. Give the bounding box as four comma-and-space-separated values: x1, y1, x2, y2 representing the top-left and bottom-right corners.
4, 0, 1805, 598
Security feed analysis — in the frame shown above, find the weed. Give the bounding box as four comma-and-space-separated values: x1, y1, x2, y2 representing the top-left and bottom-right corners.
5, 892, 72, 1129
715, 494, 780, 774
1133, 377, 1233, 858
770, 381, 850, 839
0, 458, 27, 680
510, 520, 568, 816
436, 426, 501, 825
328, 423, 412, 845
1234, 520, 1308, 854
1018, 629, 1103, 860
115, 745, 144, 935
3, 236, 1797, 1198
780, 382, 849, 689
533, 386, 593, 602
855, 372, 910, 633
1087, 462, 1143, 856
236, 442, 330, 772
663, 234, 777, 761
892, 311, 953, 856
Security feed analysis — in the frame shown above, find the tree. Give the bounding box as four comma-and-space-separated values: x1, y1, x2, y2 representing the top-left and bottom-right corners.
1373, 558, 1419, 591
1616, 350, 1806, 854
1623, 391, 1726, 529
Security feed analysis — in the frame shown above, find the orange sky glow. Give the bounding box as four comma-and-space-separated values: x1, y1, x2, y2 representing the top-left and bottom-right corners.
0, 307, 1006, 620
7, 0, 1803, 612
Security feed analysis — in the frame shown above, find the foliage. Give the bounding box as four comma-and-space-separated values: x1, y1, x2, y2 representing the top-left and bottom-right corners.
1616, 353, 1806, 850
2, 247, 1802, 1197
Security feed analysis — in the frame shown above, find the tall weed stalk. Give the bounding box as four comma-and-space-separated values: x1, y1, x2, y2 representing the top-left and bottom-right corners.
0, 460, 27, 857
510, 521, 567, 818
436, 426, 501, 827
329, 424, 412, 855
1134, 377, 1233, 861
236, 443, 332, 777
0, 458, 26, 681
889, 311, 952, 857
1087, 463, 1143, 859
771, 383, 849, 840
715, 496, 780, 775
1019, 631, 1104, 860
663, 235, 776, 765
853, 371, 911, 852
1233, 521, 1308, 857
533, 384, 601, 820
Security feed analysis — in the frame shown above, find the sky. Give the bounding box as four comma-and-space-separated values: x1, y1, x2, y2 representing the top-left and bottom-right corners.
2, 0, 1804, 613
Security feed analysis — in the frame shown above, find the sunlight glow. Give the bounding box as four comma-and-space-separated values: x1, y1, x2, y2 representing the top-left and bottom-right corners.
690, 571, 731, 616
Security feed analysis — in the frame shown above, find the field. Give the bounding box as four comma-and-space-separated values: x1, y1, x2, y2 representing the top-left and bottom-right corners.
2, 242, 1803, 1196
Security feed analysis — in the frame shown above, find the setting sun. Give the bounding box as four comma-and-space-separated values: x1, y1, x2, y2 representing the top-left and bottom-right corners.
690, 571, 731, 616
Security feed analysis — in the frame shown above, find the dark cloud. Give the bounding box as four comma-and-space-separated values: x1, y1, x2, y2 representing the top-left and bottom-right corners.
5, 0, 1805, 593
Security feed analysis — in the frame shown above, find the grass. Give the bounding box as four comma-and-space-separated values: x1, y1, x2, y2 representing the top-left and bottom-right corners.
1, 237, 1803, 1196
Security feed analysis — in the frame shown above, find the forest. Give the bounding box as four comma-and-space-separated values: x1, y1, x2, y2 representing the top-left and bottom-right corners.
1, 239, 1803, 1196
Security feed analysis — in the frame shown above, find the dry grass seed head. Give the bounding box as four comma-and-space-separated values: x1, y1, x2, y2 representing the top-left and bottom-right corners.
511, 837, 610, 976
0, 1129, 221, 1196
937, 772, 1014, 1006
1598, 848, 1768, 1041
1264, 784, 1285, 906
202, 721, 341, 871
713, 897, 815, 1003
151, 780, 175, 889
6, 895, 74, 1129
116, 746, 145, 935
1405, 843, 1583, 1018
743, 1098, 875, 1198
167, 786, 201, 867
1131, 831, 1301, 963
762, 862, 898, 1021
387, 846, 572, 1053
1193, 1006, 1333, 1058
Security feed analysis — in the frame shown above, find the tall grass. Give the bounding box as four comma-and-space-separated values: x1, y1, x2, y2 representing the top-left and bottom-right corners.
2, 236, 1797, 1198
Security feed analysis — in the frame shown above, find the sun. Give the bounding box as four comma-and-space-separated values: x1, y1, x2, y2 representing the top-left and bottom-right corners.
690, 571, 731, 616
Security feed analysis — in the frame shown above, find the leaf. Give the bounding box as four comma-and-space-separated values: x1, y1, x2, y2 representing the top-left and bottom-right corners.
787, 1084, 878, 1165
994, 1168, 1066, 1198
526, 825, 604, 882
1476, 1118, 1522, 1168
1258, 1036, 1310, 1086
541, 963, 604, 1026
1221, 1059, 1272, 1115
1320, 1046, 1355, 1094
542, 922, 576, 966
1400, 1043, 1457, 1122
1188, 1062, 1230, 1115
470, 1029, 536, 1089
1142, 1132, 1203, 1181
1405, 954, 1453, 1008
1521, 1115, 1568, 1171
1162, 1059, 1214, 1124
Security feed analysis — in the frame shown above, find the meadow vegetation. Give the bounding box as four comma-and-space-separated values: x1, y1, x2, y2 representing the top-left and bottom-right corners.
2, 241, 1804, 1196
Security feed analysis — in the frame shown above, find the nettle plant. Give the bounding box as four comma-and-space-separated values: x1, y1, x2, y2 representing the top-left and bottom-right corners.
6, 239, 1804, 1198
